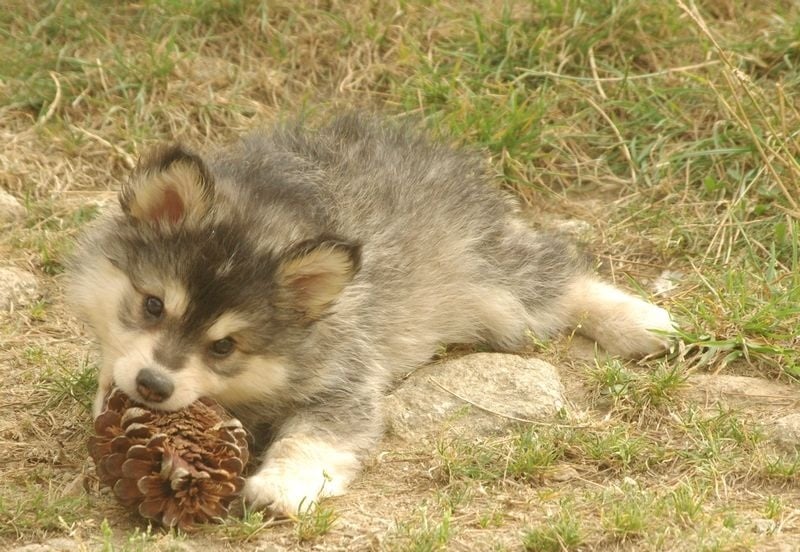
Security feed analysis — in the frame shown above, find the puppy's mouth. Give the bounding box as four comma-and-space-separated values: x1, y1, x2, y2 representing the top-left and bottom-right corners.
135, 382, 171, 404
112, 381, 184, 412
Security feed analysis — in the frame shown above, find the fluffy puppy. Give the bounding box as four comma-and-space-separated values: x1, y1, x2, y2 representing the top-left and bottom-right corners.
69, 114, 673, 515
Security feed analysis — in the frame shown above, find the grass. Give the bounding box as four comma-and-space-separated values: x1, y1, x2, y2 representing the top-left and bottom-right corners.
1, 0, 800, 550
588, 357, 688, 415
429, 402, 798, 547
388, 504, 453, 552
216, 508, 279, 544
523, 504, 583, 551
39, 354, 97, 413
295, 501, 339, 543
0, 486, 92, 540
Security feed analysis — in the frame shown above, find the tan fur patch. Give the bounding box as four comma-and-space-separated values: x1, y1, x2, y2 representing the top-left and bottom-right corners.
277, 245, 356, 319
67, 256, 132, 344
206, 311, 251, 341
163, 280, 189, 319
127, 162, 210, 226
213, 355, 290, 406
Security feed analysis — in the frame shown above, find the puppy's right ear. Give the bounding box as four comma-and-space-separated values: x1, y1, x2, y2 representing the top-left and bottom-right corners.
120, 145, 214, 227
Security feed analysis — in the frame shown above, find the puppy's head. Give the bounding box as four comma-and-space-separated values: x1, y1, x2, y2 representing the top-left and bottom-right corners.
69, 145, 360, 411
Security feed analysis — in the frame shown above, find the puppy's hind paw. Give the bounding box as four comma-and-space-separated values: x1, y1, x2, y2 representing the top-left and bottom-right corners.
570, 278, 677, 359
618, 301, 677, 359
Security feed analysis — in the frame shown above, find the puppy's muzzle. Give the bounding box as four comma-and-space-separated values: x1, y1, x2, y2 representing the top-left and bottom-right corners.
135, 368, 174, 403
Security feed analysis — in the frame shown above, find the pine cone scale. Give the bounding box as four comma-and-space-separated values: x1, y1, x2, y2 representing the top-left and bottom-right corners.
121, 458, 157, 480
137, 474, 170, 497
126, 444, 160, 461
139, 497, 168, 519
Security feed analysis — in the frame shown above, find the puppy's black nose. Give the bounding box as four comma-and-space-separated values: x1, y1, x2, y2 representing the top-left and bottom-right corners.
135, 368, 174, 403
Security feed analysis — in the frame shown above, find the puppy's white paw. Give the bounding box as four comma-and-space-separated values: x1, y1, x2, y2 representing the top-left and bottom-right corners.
243, 435, 360, 517
243, 468, 323, 517
570, 278, 676, 359
609, 299, 675, 358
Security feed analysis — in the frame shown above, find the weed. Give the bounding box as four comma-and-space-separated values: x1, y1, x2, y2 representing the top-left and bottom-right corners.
573, 426, 655, 472
40, 355, 97, 413
764, 496, 783, 521
22, 345, 46, 363
436, 483, 472, 512
295, 501, 338, 543
390, 505, 452, 552
436, 438, 505, 483
94, 519, 170, 552
522, 506, 583, 552
668, 481, 707, 525
762, 452, 800, 481
216, 508, 273, 542
603, 488, 653, 541
477, 510, 504, 529
437, 429, 565, 484
507, 430, 565, 480
0, 487, 91, 539
589, 358, 686, 415
28, 299, 49, 321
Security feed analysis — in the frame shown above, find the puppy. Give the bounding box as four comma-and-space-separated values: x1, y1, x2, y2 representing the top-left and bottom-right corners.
68, 114, 673, 516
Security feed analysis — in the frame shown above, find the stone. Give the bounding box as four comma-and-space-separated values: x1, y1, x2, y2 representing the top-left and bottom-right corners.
14, 539, 79, 552
752, 518, 777, 534
0, 266, 40, 310
0, 188, 25, 224
683, 374, 795, 411
384, 353, 565, 442
769, 413, 800, 450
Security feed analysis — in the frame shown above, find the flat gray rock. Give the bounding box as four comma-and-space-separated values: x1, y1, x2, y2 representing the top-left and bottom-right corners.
683, 374, 795, 409
384, 353, 565, 442
0, 188, 25, 223
13, 539, 79, 552
770, 413, 800, 450
0, 266, 40, 310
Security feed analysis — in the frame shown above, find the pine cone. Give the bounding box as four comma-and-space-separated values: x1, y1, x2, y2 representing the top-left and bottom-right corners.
88, 388, 250, 531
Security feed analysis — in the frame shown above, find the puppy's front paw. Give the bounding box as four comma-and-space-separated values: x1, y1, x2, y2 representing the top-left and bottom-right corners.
243, 435, 360, 517
243, 469, 320, 517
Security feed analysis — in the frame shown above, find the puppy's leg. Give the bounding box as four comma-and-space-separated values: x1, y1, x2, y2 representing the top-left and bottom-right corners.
564, 275, 674, 358
478, 226, 588, 351
243, 407, 380, 516
488, 223, 673, 358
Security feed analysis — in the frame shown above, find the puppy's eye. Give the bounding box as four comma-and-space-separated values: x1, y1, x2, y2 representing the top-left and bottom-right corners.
144, 296, 164, 318
211, 337, 235, 357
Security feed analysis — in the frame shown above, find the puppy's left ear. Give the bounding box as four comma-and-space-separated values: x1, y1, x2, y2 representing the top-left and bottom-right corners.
275, 236, 362, 322
120, 144, 214, 227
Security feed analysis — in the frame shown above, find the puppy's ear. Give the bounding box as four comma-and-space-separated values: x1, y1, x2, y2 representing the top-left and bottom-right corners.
276, 237, 362, 322
120, 145, 214, 227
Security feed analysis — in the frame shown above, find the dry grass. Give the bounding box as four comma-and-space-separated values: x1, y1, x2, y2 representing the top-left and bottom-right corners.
1, 0, 799, 550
